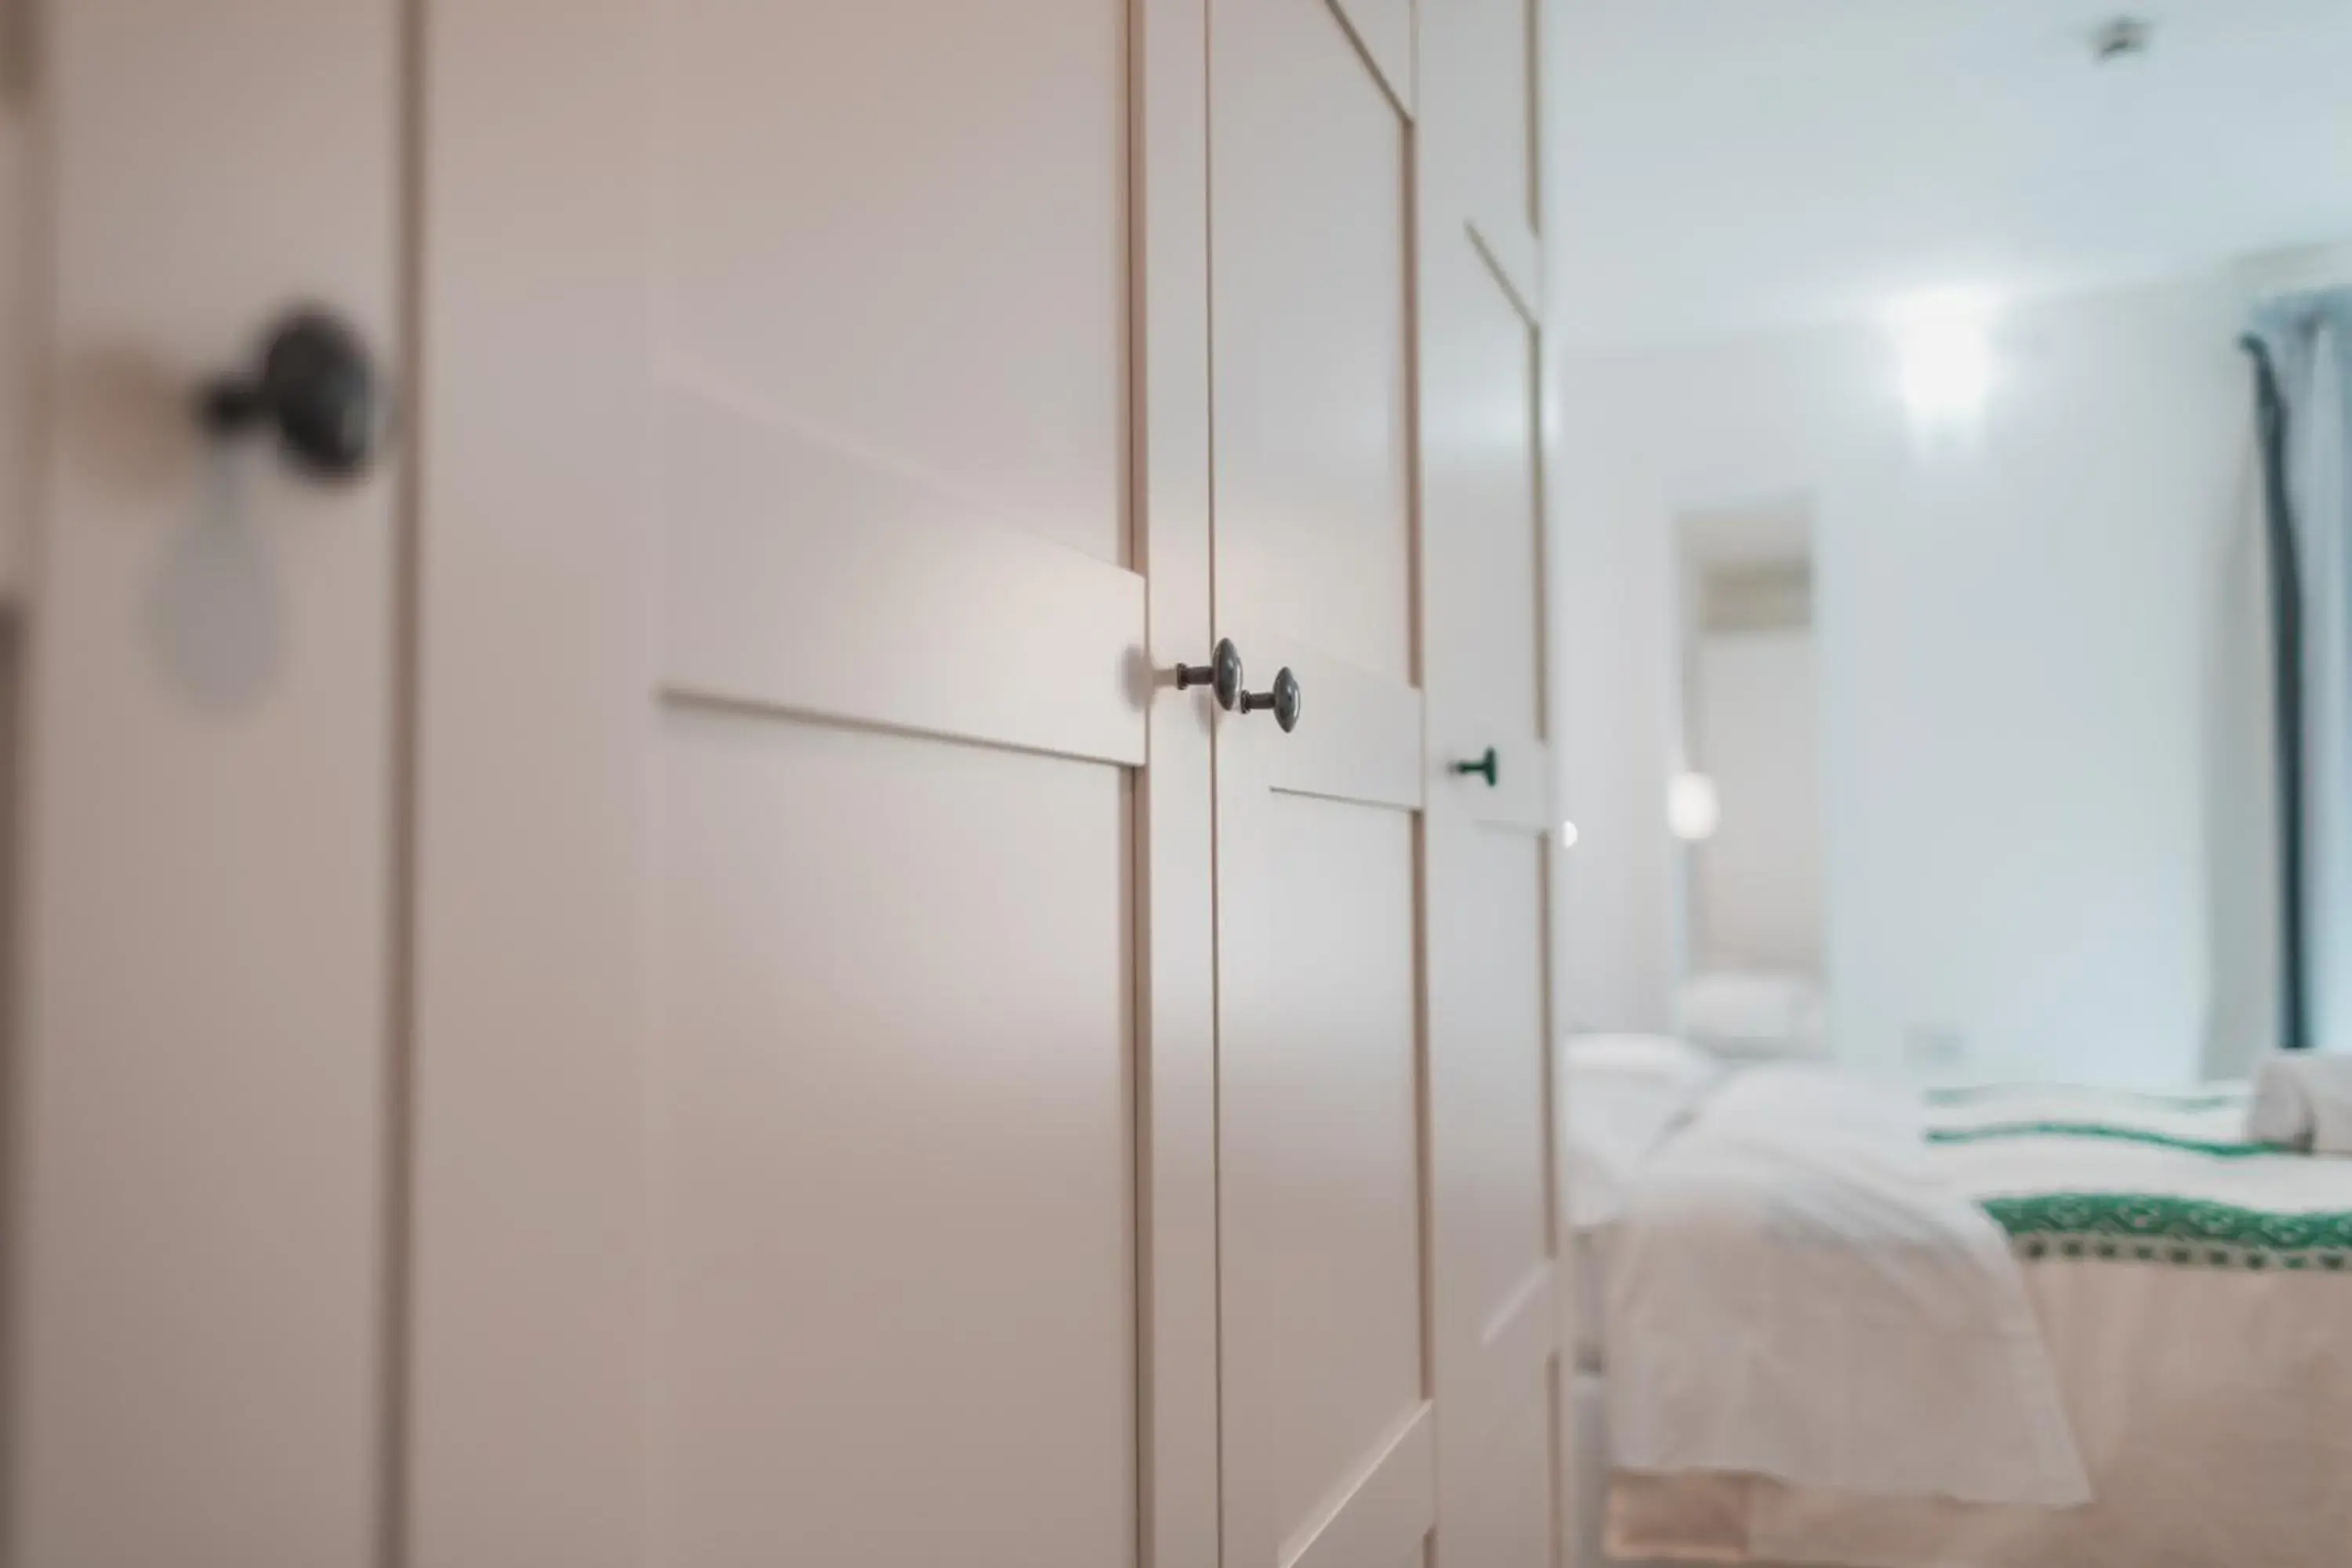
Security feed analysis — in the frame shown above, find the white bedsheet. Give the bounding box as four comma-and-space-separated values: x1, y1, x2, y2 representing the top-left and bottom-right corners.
1566, 1033, 1725, 1231
1613, 1082, 2352, 1567
1605, 1064, 2089, 1509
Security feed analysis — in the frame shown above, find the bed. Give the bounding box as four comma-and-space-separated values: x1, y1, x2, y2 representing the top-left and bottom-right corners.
1569, 1039, 2352, 1568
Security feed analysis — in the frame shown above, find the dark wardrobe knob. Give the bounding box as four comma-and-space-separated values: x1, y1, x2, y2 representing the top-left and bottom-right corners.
1453, 746, 1499, 787
1240, 666, 1301, 733
198, 307, 386, 480
1174, 637, 1247, 711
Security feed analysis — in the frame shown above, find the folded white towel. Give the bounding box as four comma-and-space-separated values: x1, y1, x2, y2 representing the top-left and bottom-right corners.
2247, 1054, 2352, 1153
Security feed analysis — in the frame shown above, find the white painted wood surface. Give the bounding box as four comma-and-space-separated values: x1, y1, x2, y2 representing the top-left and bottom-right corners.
1284, 1401, 1436, 1568
1254, 631, 1425, 812
658, 384, 1146, 766
1132, 1, 1223, 1564
1210, 2, 1433, 1564
9, 5, 398, 1565
407, 6, 655, 1560
1530, 5, 1579, 1552
1420, 1, 1567, 1563
1327, 0, 1416, 118
1455, 0, 1544, 317
16, 5, 1562, 1564
410, 2, 1210, 1565
1210, 0, 1414, 691
651, 712, 1136, 1563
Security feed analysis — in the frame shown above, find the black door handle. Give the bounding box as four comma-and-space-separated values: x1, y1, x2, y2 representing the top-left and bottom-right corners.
1453, 746, 1499, 787
1174, 637, 1246, 711
197, 307, 385, 480
1240, 666, 1301, 733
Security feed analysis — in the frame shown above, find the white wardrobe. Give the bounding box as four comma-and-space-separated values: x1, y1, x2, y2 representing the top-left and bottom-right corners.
5, 2, 1567, 1566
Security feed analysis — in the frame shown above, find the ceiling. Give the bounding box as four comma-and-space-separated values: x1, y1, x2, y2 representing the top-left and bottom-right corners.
1548, 0, 2352, 350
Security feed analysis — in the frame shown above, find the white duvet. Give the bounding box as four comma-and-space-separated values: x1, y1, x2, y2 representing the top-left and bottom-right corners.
1608, 1076, 2352, 1567
1603, 1063, 2091, 1508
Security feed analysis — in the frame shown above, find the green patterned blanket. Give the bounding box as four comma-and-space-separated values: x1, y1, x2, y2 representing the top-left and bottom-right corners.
1921, 1081, 2352, 1269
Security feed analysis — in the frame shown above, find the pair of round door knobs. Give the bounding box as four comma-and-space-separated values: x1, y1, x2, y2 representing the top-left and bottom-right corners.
1174, 638, 1301, 734
1174, 641, 1501, 789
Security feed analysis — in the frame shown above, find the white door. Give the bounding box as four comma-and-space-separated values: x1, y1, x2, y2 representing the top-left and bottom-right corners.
1210, 3, 1436, 1566
404, 4, 1215, 1567
1420, 2, 1566, 1564
11, 7, 399, 1565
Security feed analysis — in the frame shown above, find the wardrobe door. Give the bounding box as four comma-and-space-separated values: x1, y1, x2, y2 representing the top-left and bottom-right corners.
1210, 4, 1434, 1566
408, 4, 1215, 1567
1421, 1, 1566, 1562
10, 7, 401, 1565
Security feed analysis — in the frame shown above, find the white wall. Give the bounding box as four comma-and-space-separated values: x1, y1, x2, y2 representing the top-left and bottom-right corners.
1555, 270, 2263, 1087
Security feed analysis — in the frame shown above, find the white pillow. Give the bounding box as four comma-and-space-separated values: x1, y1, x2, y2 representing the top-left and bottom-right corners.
1676, 969, 1825, 1057
1564, 1033, 1725, 1231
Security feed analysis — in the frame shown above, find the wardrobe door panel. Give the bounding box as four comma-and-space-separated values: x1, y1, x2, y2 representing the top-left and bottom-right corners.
13, 6, 399, 1563
1210, 2, 1432, 1564
409, 3, 1218, 1565
1422, 0, 1566, 1560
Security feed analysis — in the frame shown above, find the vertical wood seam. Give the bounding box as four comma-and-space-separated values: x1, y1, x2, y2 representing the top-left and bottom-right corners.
374, 0, 426, 1563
